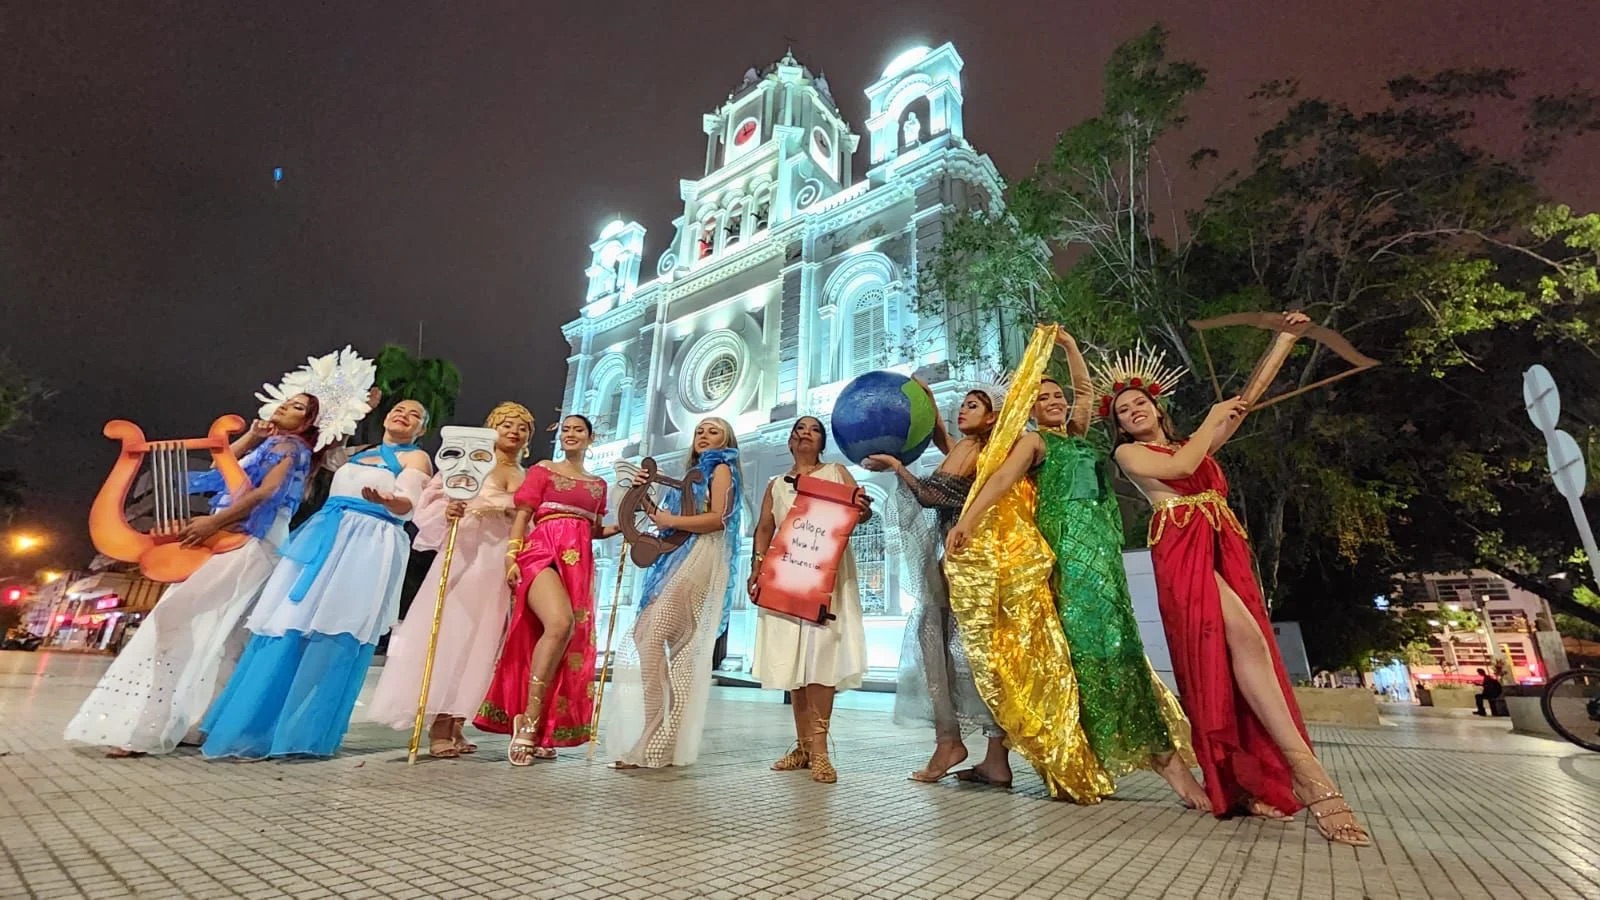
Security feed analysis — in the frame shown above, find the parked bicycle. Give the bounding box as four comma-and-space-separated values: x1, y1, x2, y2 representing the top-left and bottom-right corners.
1541, 667, 1600, 751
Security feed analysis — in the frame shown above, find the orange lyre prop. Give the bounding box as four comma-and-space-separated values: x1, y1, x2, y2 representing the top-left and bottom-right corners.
89, 416, 253, 583
753, 473, 866, 625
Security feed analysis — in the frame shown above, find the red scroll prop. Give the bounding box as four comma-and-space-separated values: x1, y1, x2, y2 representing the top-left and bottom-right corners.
753, 473, 867, 625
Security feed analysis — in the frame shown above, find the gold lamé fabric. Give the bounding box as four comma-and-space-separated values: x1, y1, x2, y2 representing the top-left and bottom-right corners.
943, 325, 1116, 804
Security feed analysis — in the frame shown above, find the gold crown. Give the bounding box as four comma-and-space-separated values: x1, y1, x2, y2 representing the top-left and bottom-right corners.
1090, 345, 1187, 418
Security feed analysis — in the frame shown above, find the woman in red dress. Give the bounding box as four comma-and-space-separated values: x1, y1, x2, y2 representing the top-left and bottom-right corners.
1106, 316, 1370, 847
474, 415, 619, 765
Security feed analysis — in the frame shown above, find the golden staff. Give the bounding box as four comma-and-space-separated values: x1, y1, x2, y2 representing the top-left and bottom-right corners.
407, 517, 462, 765
586, 543, 630, 761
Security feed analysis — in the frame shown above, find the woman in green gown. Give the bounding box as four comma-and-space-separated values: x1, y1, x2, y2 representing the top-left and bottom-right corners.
949, 325, 1208, 808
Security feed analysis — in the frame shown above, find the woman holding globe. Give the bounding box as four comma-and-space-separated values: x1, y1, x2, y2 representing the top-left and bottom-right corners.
865, 380, 1012, 786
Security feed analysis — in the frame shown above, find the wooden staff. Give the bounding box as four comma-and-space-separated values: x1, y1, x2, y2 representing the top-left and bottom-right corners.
587, 543, 630, 761
406, 518, 463, 765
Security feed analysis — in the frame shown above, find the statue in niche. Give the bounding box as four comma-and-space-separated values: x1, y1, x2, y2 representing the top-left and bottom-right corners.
902, 112, 922, 147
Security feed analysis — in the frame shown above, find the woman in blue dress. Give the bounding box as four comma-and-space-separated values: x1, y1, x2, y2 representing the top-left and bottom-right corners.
201, 399, 433, 759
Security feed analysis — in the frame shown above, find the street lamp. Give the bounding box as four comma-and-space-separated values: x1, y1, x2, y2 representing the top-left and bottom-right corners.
9, 532, 46, 555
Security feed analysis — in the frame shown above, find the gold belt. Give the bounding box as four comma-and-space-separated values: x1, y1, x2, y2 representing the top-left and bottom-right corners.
535, 512, 590, 527
1147, 489, 1248, 546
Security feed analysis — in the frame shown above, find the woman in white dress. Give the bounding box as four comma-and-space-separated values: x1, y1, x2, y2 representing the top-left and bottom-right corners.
749, 416, 870, 784
63, 395, 321, 757
606, 418, 742, 770
200, 400, 433, 760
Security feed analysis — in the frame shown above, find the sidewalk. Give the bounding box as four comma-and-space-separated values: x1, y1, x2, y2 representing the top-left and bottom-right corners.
2, 650, 1597, 899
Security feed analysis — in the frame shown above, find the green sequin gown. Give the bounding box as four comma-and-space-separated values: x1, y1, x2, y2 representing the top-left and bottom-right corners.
1035, 430, 1192, 778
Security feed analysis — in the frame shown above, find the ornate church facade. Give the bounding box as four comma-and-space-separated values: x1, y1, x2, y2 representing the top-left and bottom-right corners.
558, 43, 1006, 674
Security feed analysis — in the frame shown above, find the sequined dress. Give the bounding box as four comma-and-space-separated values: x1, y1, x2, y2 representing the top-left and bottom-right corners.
891, 470, 1001, 740
1035, 430, 1192, 779
943, 325, 1115, 803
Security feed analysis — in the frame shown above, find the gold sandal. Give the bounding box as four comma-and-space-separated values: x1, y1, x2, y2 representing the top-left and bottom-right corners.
810, 716, 836, 784
508, 676, 547, 768
771, 743, 810, 772
1285, 750, 1372, 847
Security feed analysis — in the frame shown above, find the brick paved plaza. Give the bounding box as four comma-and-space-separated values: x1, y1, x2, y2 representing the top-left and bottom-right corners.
2, 651, 1597, 899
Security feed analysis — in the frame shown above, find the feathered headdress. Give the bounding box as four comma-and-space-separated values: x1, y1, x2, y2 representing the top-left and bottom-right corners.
1091, 344, 1187, 419
256, 346, 378, 450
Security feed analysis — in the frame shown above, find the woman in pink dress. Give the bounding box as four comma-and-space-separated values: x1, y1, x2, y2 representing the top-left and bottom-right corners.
365, 402, 534, 757
474, 415, 619, 765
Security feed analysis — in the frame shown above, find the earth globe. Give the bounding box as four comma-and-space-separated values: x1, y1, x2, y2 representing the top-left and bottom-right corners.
829, 371, 939, 466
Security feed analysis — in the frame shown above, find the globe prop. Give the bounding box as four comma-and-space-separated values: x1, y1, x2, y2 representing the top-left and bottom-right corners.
829, 371, 938, 466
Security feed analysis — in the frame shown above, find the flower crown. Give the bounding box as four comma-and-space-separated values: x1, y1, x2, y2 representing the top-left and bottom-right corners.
256, 346, 377, 451
1090, 345, 1187, 419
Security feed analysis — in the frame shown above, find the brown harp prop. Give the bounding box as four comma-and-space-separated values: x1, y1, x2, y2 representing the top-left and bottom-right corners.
89, 416, 253, 583
615, 457, 705, 570
1189, 312, 1379, 412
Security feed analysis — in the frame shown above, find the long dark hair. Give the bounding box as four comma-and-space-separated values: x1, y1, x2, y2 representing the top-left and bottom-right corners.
1108, 386, 1182, 447
962, 390, 997, 444
284, 393, 329, 470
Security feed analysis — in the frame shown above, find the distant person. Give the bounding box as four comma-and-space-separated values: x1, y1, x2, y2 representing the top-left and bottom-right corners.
1473, 668, 1504, 717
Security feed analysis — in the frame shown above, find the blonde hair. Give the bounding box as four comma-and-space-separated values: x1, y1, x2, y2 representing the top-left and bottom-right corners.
484, 401, 536, 458
687, 416, 739, 467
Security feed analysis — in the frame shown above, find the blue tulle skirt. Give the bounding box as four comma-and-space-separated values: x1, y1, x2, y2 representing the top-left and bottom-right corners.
200, 630, 376, 759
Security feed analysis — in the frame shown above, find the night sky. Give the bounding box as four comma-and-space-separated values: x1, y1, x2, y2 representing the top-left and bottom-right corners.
2, 2, 1595, 569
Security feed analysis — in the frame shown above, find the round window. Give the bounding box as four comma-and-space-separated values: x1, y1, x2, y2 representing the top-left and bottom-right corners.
701, 354, 738, 403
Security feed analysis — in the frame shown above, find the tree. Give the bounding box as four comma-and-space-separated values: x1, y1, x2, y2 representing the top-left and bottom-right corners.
0, 351, 51, 522
356, 344, 463, 446
919, 25, 1600, 644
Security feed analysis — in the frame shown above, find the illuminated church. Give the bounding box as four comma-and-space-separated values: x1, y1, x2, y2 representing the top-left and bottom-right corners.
559, 43, 1006, 673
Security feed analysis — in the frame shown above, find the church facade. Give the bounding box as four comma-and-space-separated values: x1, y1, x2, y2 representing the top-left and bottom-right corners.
558, 43, 1006, 674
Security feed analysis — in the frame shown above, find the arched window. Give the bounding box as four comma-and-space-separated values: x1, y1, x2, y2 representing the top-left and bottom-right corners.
852, 511, 887, 615
589, 355, 630, 440
846, 288, 889, 377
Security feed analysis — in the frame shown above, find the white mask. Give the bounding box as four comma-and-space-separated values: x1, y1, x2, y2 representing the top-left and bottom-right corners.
435, 426, 498, 500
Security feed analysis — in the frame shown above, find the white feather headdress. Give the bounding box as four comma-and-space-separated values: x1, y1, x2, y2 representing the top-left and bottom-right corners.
256, 346, 378, 450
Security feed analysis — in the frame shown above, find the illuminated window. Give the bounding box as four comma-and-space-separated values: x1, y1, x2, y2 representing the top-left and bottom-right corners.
852, 513, 887, 615
847, 288, 889, 377
701, 354, 738, 403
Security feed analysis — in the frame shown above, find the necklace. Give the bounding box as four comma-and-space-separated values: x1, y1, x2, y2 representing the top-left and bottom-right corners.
788, 461, 824, 478
1039, 424, 1070, 436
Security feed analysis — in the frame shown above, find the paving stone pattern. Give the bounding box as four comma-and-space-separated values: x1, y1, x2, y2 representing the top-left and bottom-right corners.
2, 651, 1597, 899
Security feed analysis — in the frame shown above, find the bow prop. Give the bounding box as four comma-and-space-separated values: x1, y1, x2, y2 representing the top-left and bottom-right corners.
1189, 312, 1379, 412
614, 457, 703, 569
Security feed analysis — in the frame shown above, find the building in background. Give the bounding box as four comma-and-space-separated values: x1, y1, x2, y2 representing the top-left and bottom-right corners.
1396, 570, 1565, 685
556, 43, 1014, 675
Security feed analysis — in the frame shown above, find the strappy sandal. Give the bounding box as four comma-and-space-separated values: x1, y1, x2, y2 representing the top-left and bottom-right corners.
453, 738, 478, 755
429, 738, 460, 760
508, 676, 547, 768
507, 716, 539, 767
532, 747, 557, 761
810, 717, 836, 784
1285, 750, 1372, 847
771, 743, 810, 772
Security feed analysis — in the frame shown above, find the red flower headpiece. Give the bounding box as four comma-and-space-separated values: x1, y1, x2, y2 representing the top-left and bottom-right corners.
1090, 346, 1187, 419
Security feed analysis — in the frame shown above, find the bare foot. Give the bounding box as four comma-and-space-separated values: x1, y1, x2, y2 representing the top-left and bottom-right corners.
1153, 753, 1212, 813
954, 760, 1012, 788
910, 741, 969, 783
105, 748, 146, 759
1246, 799, 1293, 821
